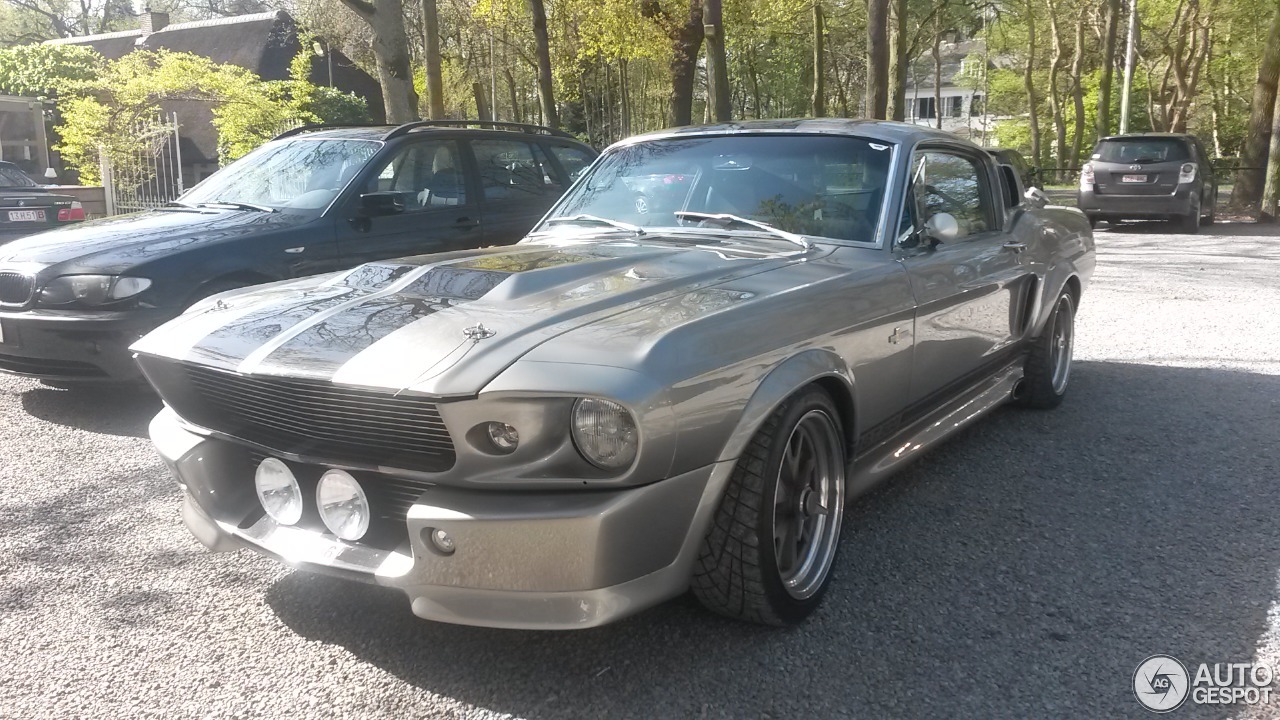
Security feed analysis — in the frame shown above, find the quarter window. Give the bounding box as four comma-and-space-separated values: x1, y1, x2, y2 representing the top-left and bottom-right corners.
548, 144, 595, 182
908, 151, 992, 240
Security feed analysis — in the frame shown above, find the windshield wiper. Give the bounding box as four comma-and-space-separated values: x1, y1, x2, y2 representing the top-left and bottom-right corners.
674, 211, 813, 251
543, 214, 644, 236
195, 201, 276, 213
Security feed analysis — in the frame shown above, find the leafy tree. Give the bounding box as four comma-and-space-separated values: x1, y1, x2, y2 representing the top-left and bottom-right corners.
0, 43, 103, 97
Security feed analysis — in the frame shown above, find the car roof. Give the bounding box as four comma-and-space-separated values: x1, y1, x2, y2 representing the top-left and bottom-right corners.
279, 122, 589, 146
616, 118, 968, 148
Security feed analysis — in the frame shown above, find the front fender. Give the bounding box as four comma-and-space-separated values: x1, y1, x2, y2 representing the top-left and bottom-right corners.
714, 348, 855, 463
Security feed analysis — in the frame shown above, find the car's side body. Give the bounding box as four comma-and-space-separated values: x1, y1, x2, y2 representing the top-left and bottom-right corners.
1077, 132, 1216, 230
0, 124, 595, 382
136, 119, 1094, 629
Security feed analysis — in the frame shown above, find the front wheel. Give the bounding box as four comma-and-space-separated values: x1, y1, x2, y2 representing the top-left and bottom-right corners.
1017, 290, 1075, 409
692, 387, 847, 625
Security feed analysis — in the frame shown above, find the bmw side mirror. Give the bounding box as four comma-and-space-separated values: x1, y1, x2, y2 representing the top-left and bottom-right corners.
924, 212, 960, 244
359, 191, 405, 217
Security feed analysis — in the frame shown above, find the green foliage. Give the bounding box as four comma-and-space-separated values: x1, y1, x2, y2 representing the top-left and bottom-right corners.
55, 49, 369, 184
0, 44, 104, 98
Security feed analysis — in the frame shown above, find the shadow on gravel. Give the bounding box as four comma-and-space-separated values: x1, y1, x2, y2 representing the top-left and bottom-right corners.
264, 361, 1280, 718
19, 384, 160, 438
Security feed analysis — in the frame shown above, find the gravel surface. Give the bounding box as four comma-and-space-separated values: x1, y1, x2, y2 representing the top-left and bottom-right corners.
2, 221, 1279, 719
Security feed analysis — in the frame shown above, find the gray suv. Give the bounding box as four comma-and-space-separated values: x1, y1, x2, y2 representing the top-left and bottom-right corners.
1077, 133, 1216, 232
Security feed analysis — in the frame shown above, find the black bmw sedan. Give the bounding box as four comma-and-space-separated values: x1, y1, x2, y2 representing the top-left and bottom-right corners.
0, 121, 596, 382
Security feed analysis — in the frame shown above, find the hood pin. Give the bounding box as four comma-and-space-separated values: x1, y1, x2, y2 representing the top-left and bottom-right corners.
464, 323, 496, 340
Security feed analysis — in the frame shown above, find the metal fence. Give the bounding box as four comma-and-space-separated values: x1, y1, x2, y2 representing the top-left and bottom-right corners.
100, 112, 184, 215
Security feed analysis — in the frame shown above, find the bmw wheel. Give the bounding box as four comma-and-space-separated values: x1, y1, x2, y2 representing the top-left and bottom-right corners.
692, 386, 846, 625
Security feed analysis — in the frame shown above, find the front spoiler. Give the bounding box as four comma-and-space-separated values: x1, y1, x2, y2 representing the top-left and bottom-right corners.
154, 408, 731, 629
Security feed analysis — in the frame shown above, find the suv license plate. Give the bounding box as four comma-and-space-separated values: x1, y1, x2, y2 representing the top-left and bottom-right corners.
7, 209, 45, 222
1121, 174, 1147, 183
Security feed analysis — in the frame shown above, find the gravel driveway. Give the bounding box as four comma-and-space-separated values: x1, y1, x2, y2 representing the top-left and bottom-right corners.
2, 222, 1279, 719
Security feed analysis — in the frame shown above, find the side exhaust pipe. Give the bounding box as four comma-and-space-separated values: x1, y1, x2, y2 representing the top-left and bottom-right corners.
1011, 379, 1026, 401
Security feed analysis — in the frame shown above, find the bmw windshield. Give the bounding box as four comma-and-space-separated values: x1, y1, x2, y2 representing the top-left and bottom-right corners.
179, 138, 381, 214
538, 135, 894, 244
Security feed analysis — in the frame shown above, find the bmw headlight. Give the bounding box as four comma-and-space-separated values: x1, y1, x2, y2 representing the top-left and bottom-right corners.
317, 469, 371, 541
571, 397, 639, 470
39, 275, 151, 306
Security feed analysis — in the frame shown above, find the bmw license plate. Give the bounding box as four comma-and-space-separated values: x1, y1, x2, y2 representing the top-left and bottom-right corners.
1121, 174, 1147, 183
7, 209, 45, 222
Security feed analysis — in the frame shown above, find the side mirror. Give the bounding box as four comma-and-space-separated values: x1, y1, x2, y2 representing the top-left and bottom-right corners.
1024, 186, 1049, 209
924, 212, 960, 244
358, 191, 405, 216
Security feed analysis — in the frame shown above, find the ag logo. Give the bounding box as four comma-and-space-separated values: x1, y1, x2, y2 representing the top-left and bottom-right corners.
1134, 655, 1190, 713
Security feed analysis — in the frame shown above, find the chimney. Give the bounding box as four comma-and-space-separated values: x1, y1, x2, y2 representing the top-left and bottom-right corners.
142, 8, 169, 33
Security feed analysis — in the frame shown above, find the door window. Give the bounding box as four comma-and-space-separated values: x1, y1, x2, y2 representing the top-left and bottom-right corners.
365, 140, 467, 210
473, 139, 559, 201
908, 151, 993, 240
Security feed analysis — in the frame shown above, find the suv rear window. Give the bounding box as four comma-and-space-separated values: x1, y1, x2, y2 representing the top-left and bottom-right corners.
1094, 138, 1189, 164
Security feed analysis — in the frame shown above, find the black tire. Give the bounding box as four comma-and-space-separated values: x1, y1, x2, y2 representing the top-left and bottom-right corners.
1017, 290, 1076, 409
1201, 190, 1216, 226
1086, 214, 1100, 229
1175, 197, 1201, 234
692, 386, 847, 626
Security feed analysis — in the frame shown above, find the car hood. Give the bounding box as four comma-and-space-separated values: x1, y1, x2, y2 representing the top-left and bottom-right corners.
0, 208, 308, 273
132, 232, 823, 395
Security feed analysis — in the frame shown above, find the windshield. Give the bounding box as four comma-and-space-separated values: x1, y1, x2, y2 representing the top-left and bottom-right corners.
1095, 138, 1190, 164
0, 165, 37, 188
180, 138, 381, 212
541, 135, 894, 244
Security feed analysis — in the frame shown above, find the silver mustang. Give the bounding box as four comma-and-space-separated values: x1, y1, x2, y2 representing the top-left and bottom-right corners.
134, 120, 1094, 629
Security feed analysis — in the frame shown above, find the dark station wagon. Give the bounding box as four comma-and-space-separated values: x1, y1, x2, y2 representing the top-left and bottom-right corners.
0, 121, 596, 382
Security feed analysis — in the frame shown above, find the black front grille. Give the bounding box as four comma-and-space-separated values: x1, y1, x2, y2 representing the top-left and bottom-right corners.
170, 364, 456, 472
0, 272, 33, 306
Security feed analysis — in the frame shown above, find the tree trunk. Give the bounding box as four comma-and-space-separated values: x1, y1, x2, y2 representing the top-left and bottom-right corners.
1070, 13, 1086, 169
643, 0, 705, 126
474, 82, 492, 121
888, 0, 908, 120
703, 0, 731, 121
1232, 4, 1280, 210
421, 0, 445, 119
529, 0, 559, 128
812, 2, 826, 116
1024, 0, 1042, 169
339, 0, 419, 123
1046, 0, 1067, 180
1261, 85, 1280, 219
866, 0, 890, 119
1096, 0, 1120, 137
932, 21, 943, 130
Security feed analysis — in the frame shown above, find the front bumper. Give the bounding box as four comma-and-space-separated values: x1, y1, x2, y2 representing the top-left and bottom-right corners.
152, 407, 729, 629
0, 307, 171, 381
1077, 185, 1195, 219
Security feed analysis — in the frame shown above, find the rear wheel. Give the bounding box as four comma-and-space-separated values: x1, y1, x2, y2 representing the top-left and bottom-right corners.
1174, 196, 1201, 234
692, 387, 846, 626
1201, 189, 1216, 226
1017, 290, 1075, 409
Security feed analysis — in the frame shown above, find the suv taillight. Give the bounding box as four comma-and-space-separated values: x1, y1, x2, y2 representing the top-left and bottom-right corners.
1080, 163, 1095, 188
1178, 163, 1197, 183
57, 201, 85, 222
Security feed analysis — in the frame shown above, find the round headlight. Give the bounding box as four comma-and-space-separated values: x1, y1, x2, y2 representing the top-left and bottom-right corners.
255, 457, 302, 525
316, 469, 370, 541
571, 397, 639, 470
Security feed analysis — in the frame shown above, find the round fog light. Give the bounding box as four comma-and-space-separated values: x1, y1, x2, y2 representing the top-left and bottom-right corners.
255, 458, 302, 525
316, 469, 371, 541
486, 422, 519, 453
428, 528, 455, 555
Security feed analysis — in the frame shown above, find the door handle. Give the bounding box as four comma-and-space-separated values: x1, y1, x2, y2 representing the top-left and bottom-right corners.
456, 217, 480, 229
1002, 241, 1027, 253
